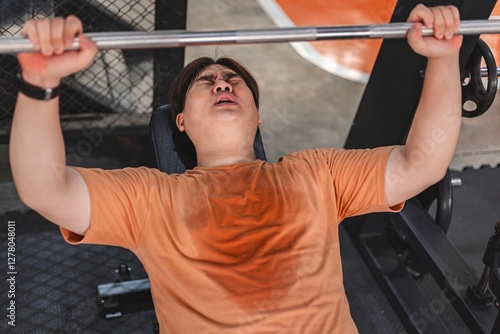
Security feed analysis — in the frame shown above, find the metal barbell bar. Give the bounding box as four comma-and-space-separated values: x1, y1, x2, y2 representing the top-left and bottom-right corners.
2, 19, 500, 54
480, 66, 500, 77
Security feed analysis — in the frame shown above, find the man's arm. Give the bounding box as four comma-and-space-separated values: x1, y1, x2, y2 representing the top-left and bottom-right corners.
385, 5, 462, 207
9, 17, 97, 235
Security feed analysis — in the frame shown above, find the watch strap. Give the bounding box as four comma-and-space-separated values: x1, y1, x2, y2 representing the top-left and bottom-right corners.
18, 74, 61, 101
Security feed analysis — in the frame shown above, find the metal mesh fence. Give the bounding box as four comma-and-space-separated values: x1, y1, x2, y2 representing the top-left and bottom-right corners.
0, 0, 186, 137
0, 228, 156, 333
0, 3, 186, 331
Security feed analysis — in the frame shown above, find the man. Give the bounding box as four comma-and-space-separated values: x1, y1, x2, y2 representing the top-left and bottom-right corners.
10, 4, 462, 333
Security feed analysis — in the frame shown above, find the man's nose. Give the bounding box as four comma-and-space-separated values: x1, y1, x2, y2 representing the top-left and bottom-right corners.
213, 80, 232, 93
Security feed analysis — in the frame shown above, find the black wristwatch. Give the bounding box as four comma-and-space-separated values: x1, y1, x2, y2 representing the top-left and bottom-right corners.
17, 74, 61, 101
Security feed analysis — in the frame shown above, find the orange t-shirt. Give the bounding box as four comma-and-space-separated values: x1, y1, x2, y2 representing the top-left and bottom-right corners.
61, 147, 402, 333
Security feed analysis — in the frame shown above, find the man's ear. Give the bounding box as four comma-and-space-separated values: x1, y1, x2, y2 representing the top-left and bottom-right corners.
176, 113, 185, 132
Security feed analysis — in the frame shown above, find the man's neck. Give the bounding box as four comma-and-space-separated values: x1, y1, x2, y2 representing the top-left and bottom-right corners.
195, 146, 257, 168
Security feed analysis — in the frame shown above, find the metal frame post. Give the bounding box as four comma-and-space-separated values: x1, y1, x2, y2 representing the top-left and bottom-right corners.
342, 0, 499, 333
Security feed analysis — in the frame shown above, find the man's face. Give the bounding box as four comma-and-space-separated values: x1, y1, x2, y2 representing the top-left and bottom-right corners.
176, 64, 260, 145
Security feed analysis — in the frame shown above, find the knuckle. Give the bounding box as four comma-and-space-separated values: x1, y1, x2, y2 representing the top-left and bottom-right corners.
65, 15, 82, 27
66, 15, 78, 21
24, 19, 36, 27
21, 20, 34, 35
433, 12, 444, 25
36, 18, 50, 27
52, 17, 64, 25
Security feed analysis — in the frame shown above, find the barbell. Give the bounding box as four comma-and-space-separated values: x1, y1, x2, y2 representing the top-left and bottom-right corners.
1, 19, 500, 53
2, 19, 500, 117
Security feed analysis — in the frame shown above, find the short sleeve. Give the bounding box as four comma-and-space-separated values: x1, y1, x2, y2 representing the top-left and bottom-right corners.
319, 146, 404, 220
60, 166, 153, 250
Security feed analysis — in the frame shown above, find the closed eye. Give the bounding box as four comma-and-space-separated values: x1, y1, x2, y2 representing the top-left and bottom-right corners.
225, 73, 242, 83
195, 75, 216, 84
228, 77, 243, 85
194, 72, 242, 85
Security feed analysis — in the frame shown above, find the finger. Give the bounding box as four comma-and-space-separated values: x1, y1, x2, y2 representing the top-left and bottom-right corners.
63, 15, 83, 48
407, 4, 425, 22
36, 18, 53, 56
407, 22, 427, 54
51, 17, 65, 55
407, 4, 433, 28
439, 7, 456, 40
430, 7, 445, 39
450, 6, 460, 34
21, 20, 40, 50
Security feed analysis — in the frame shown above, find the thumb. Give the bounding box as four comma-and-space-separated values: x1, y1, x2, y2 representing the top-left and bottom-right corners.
407, 22, 426, 54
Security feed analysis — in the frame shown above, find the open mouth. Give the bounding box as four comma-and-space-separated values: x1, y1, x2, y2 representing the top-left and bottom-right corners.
215, 96, 236, 106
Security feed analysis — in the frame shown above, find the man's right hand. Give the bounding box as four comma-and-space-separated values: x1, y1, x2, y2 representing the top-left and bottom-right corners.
17, 16, 97, 88
11, 15, 96, 237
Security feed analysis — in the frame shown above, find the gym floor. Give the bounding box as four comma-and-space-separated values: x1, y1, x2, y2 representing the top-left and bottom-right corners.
0, 1, 499, 333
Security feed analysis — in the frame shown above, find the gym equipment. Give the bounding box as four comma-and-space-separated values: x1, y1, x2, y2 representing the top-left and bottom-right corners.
3, 19, 500, 54
462, 38, 498, 117
343, 0, 500, 333
466, 222, 500, 306
96, 264, 154, 320
3, 16, 500, 118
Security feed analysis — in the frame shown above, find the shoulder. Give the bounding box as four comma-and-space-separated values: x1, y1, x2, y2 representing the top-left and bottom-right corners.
74, 165, 161, 177
277, 146, 396, 170
73, 166, 170, 187
273, 149, 344, 177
